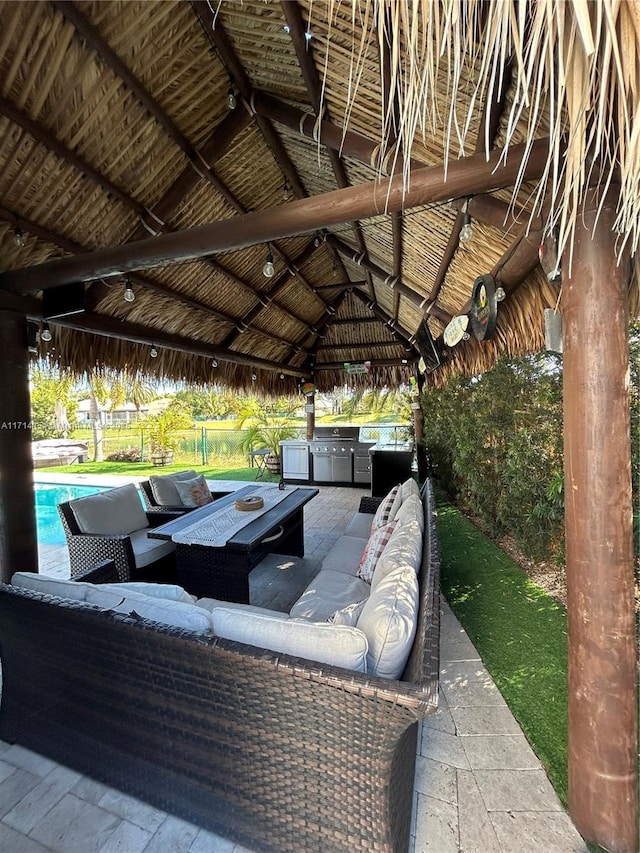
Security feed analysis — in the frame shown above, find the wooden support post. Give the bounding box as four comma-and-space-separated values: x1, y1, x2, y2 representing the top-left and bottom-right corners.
562, 196, 638, 852
0, 312, 38, 581
412, 374, 427, 484
305, 392, 315, 441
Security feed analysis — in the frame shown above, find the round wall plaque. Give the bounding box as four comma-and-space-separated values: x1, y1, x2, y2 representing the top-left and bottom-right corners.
443, 315, 469, 347
469, 274, 497, 341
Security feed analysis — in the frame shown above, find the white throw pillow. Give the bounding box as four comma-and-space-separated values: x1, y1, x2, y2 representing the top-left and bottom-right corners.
210, 607, 369, 671
70, 483, 148, 536
356, 564, 419, 679
394, 493, 424, 532
357, 522, 397, 583
372, 519, 423, 589
84, 586, 213, 633
11, 572, 89, 601
149, 470, 198, 506
106, 582, 196, 604
327, 599, 367, 626
174, 475, 213, 507
400, 477, 420, 502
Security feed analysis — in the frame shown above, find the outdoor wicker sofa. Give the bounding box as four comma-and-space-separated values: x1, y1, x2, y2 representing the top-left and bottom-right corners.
0, 481, 440, 853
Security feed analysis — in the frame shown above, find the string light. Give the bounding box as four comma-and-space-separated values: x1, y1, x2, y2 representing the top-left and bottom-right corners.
40, 322, 52, 342
495, 286, 506, 302
13, 227, 24, 248
251, 373, 257, 381
262, 246, 275, 278
282, 181, 291, 201
123, 278, 135, 303
458, 198, 473, 244
227, 88, 236, 110
150, 345, 158, 358
211, 359, 218, 368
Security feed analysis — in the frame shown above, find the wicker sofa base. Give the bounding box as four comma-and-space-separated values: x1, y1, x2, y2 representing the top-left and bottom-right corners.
0, 482, 441, 853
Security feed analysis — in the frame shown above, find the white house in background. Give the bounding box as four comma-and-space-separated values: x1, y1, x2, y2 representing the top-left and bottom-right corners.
76, 397, 171, 426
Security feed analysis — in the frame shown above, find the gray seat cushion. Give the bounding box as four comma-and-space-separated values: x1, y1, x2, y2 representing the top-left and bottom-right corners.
320, 536, 368, 575
344, 512, 373, 539
289, 569, 370, 622
129, 529, 175, 568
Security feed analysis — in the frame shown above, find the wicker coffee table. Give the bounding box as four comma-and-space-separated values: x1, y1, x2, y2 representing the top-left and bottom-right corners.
148, 484, 319, 602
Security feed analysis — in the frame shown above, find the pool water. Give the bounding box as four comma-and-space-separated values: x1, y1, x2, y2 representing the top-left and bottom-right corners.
35, 483, 110, 546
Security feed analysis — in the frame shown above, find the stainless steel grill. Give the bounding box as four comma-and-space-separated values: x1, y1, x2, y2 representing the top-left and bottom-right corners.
310, 427, 373, 483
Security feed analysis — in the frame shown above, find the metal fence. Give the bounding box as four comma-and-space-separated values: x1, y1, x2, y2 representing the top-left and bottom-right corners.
91, 424, 410, 466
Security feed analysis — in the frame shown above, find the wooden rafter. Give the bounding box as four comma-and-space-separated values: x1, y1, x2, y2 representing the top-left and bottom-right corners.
281, 1, 370, 293
0, 137, 550, 292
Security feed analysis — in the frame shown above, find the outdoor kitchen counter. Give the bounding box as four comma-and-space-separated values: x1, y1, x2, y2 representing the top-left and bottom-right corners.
369, 441, 415, 497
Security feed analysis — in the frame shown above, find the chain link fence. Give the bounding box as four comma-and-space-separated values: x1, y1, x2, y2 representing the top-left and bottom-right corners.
92, 424, 410, 466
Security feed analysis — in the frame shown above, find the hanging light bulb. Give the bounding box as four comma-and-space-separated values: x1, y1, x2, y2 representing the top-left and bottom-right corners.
13, 227, 24, 248
495, 286, 506, 302
123, 278, 135, 303
459, 211, 473, 243
251, 373, 257, 381
262, 246, 275, 278
227, 88, 236, 110
282, 181, 291, 201
280, 373, 285, 380
211, 358, 218, 368
40, 322, 52, 342
150, 345, 158, 358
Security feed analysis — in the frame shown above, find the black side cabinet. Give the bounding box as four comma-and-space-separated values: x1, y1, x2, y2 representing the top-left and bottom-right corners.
369, 445, 414, 497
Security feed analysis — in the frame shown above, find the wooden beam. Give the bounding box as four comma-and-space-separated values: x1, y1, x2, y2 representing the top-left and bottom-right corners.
314, 357, 415, 370
350, 289, 419, 352
51, 311, 309, 377
250, 91, 423, 173
0, 136, 551, 292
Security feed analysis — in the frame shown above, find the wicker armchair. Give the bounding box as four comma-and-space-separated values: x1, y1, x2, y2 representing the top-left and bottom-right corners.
58, 491, 177, 583
140, 474, 230, 514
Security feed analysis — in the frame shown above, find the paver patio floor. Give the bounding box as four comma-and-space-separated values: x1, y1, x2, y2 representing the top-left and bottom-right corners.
1, 481, 587, 852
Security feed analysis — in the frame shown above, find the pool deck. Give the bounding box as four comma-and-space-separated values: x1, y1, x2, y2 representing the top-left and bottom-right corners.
2, 477, 587, 853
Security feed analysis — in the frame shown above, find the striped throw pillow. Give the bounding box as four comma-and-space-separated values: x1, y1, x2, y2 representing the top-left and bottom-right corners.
357, 522, 397, 583
371, 485, 400, 530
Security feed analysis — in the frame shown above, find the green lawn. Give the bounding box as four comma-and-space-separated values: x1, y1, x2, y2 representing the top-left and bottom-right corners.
436, 496, 570, 805
36, 460, 280, 483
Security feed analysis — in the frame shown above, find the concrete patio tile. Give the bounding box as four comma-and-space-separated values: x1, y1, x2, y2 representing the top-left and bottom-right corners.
1, 743, 60, 777
441, 679, 507, 709
421, 698, 457, 736
141, 814, 199, 853
450, 705, 524, 736
0, 767, 41, 819
456, 769, 502, 853
96, 819, 152, 853
421, 727, 471, 770
413, 792, 459, 852
189, 826, 235, 852
3, 770, 76, 834
414, 756, 458, 804
0, 759, 16, 785
461, 735, 542, 771
474, 769, 564, 812
98, 788, 167, 833
489, 810, 589, 852
440, 660, 492, 686
72, 775, 115, 805
0, 821, 52, 853
440, 638, 482, 662
29, 793, 121, 853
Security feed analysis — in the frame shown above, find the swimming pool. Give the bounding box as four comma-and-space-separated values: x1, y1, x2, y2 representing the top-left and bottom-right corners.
35, 482, 111, 546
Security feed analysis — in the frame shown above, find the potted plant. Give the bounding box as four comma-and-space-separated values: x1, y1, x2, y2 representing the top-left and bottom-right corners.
239, 416, 299, 476
141, 409, 193, 466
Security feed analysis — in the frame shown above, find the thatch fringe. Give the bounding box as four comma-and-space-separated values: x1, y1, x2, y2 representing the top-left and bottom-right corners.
320, 1, 640, 267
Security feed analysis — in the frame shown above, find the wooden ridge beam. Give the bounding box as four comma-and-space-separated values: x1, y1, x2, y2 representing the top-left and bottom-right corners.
0, 137, 551, 292
49, 311, 309, 377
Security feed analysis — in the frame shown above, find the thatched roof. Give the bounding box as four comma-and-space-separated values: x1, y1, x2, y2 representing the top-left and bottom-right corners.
0, 0, 638, 391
